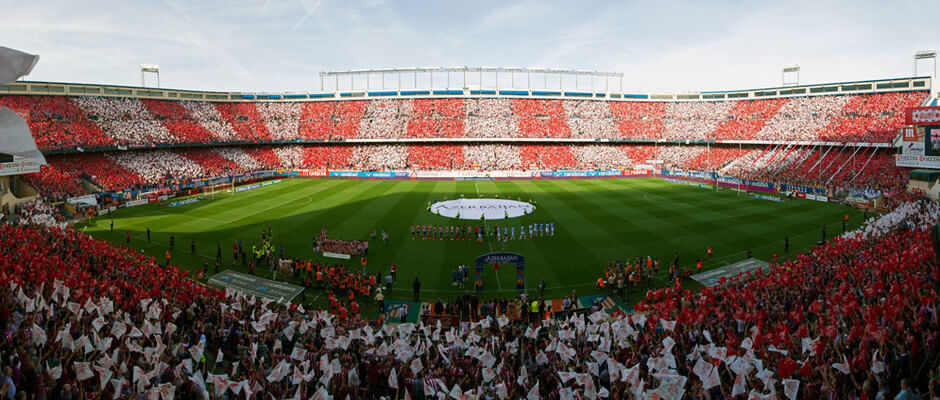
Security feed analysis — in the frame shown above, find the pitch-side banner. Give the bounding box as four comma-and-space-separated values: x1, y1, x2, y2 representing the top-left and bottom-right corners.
896, 154, 940, 169
329, 171, 410, 178
0, 155, 40, 176
297, 169, 328, 177
66, 194, 98, 206
539, 170, 621, 178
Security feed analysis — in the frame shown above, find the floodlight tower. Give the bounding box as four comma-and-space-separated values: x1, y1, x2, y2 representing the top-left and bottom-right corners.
140, 64, 160, 88
782, 65, 800, 87
913, 50, 937, 95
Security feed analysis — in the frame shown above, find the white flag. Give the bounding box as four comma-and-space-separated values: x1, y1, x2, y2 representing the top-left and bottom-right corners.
47, 362, 61, 379
782, 379, 800, 400
31, 323, 47, 346
388, 366, 398, 389
526, 380, 539, 400
111, 322, 127, 339
0, 46, 39, 85
410, 358, 423, 374
871, 350, 886, 374
662, 336, 676, 353
110, 379, 125, 400
92, 316, 106, 332
448, 384, 462, 399
622, 363, 640, 384
290, 346, 306, 361
731, 372, 746, 397
347, 368, 360, 387
660, 320, 676, 331
801, 337, 819, 355
94, 365, 112, 392
832, 354, 851, 374
74, 362, 94, 381
702, 365, 720, 389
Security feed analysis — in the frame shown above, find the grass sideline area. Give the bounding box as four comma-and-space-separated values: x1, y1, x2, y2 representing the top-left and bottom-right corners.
79, 178, 863, 306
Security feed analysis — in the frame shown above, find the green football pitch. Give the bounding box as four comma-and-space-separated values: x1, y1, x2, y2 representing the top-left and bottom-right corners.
79, 178, 862, 304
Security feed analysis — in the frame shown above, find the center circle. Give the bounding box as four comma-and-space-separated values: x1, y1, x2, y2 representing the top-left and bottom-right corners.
429, 198, 535, 220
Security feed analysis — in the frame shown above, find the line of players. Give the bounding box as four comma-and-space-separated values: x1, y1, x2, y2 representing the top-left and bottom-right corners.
410, 221, 556, 242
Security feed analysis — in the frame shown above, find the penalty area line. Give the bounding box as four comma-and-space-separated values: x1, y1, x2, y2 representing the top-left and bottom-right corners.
225, 183, 332, 224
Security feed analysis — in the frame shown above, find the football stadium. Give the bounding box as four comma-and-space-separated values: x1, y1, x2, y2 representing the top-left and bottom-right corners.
1, 2, 940, 399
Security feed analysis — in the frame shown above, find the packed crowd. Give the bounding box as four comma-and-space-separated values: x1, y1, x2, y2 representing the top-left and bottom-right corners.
1, 91, 927, 151
19, 141, 909, 198
0, 95, 114, 151
0, 188, 937, 399
417, 289, 580, 324
10, 198, 68, 228
49, 154, 145, 193
19, 166, 85, 200
842, 191, 940, 240
722, 144, 909, 194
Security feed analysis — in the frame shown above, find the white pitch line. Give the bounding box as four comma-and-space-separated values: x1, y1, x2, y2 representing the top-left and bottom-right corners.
225, 183, 332, 224
475, 182, 501, 290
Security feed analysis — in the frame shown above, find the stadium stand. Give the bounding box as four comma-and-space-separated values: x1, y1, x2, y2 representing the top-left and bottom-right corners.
0, 189, 936, 399
519, 145, 578, 169
512, 99, 571, 138
139, 99, 216, 144
300, 146, 354, 169
0, 95, 114, 151
407, 99, 465, 138
17, 165, 85, 200
0, 91, 927, 150
9, 140, 908, 198
176, 148, 244, 178
213, 102, 273, 142
299, 101, 367, 140
1, 78, 937, 399
406, 145, 465, 170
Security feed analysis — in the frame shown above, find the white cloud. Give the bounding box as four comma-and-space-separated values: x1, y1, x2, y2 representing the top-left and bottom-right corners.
0, 0, 936, 93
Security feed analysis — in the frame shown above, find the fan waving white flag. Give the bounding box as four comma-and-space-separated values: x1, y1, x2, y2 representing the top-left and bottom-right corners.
0, 108, 46, 165
0, 46, 38, 85
527, 381, 540, 400
388, 366, 398, 389
0, 46, 45, 165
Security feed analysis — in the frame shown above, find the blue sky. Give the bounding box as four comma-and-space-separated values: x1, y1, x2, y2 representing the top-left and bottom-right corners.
1, 0, 938, 93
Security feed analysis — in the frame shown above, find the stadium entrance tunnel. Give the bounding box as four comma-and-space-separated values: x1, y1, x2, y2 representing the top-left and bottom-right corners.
429, 198, 535, 220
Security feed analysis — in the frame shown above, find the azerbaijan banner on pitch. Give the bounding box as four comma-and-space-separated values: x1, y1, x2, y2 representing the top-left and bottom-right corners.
475, 252, 526, 291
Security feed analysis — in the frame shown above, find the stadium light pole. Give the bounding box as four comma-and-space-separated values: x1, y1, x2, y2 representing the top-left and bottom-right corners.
914, 50, 937, 95
782, 65, 799, 87
140, 64, 160, 88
